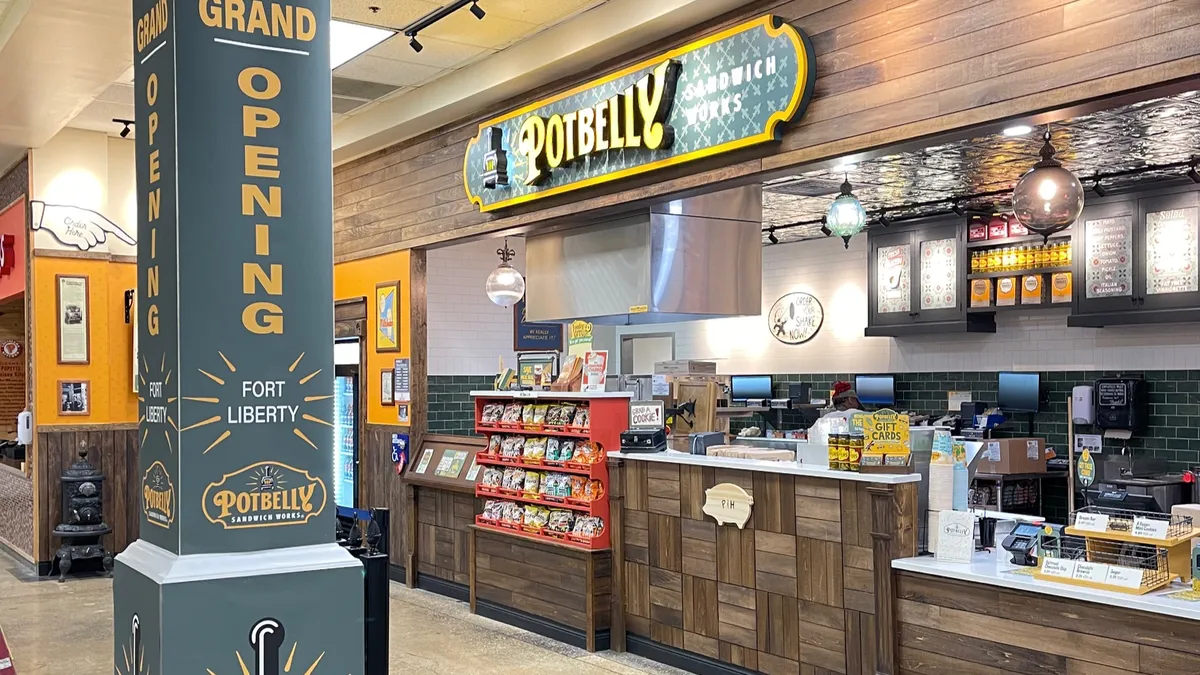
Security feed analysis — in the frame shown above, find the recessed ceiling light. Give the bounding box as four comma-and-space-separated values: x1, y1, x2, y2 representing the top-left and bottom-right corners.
331, 20, 396, 69
1003, 124, 1033, 136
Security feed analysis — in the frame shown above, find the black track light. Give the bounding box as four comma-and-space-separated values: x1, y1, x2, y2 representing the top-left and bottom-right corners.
1092, 179, 1107, 197
113, 118, 133, 138
408, 35, 423, 52
470, 1, 485, 19
878, 213, 891, 228
1189, 163, 1200, 184
820, 216, 832, 238
767, 228, 779, 245
951, 201, 965, 217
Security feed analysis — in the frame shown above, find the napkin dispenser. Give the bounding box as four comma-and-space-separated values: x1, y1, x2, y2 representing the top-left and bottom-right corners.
621, 428, 667, 453
690, 431, 725, 455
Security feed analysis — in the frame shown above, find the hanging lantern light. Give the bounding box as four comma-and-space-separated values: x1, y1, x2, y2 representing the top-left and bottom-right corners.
825, 178, 867, 249
1011, 127, 1085, 242
485, 238, 525, 308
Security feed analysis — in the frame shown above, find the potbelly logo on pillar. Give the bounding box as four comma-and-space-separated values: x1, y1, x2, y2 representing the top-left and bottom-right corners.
142, 461, 176, 529
463, 15, 815, 212
202, 462, 327, 529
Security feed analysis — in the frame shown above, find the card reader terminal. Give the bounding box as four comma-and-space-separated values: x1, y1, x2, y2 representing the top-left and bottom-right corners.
1001, 522, 1044, 566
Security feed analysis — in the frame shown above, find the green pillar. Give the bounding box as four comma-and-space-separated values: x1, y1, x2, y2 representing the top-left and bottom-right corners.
115, 1, 363, 672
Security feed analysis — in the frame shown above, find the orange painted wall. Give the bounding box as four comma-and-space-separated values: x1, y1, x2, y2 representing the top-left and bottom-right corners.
333, 250, 411, 426
33, 256, 137, 425
0, 198, 26, 301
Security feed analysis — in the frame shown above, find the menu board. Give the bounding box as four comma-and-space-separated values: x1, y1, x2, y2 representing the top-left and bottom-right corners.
877, 244, 911, 314
1085, 216, 1133, 298
919, 238, 956, 310
1145, 207, 1199, 295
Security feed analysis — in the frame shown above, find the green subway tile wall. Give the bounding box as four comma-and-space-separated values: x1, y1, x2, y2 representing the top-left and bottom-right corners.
427, 376, 493, 436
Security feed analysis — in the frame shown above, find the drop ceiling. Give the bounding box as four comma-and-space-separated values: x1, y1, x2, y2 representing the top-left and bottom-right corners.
763, 90, 1200, 245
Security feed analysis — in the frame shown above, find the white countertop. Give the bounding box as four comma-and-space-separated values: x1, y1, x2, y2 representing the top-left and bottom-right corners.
471, 390, 633, 400
893, 548, 1200, 621
607, 450, 921, 484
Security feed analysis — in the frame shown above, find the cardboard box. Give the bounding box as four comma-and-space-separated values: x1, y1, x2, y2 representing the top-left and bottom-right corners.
976, 437, 1047, 474
996, 277, 1018, 306
1051, 272, 1072, 303
970, 279, 993, 308
1021, 275, 1044, 304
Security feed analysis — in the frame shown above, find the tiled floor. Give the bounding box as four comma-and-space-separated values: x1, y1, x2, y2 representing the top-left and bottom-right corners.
0, 551, 687, 675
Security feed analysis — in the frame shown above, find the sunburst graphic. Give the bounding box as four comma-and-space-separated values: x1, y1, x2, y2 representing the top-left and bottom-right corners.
137, 352, 176, 453
206, 618, 328, 675
115, 614, 149, 675
247, 465, 287, 492
181, 352, 334, 455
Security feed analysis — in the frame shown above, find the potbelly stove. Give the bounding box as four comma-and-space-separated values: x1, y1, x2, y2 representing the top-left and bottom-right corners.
52, 445, 113, 581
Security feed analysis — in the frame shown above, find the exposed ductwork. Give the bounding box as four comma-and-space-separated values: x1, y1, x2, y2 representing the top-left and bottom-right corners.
523, 185, 763, 325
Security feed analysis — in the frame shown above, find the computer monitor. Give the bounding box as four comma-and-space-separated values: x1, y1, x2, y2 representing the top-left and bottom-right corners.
855, 375, 895, 406
730, 375, 773, 402
997, 372, 1040, 413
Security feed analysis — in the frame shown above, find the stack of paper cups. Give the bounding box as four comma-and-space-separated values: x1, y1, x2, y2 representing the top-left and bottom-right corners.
927, 462, 956, 554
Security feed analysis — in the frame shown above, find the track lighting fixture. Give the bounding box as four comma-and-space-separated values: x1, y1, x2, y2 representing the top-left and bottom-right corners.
767, 228, 779, 245
402, 0, 488, 55
470, 1, 485, 19
951, 200, 965, 217
820, 216, 831, 238
878, 213, 891, 228
1091, 179, 1107, 197
1189, 161, 1200, 184
408, 35, 423, 52
113, 118, 134, 139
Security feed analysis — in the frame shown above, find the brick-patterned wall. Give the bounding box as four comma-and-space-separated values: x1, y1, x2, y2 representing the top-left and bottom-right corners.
0, 465, 33, 560
427, 375, 492, 436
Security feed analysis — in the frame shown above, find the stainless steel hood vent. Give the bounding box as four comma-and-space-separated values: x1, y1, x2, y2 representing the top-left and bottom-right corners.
523, 185, 762, 325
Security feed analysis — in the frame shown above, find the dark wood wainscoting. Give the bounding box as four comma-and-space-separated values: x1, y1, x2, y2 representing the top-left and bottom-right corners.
895, 571, 1200, 675
611, 459, 917, 675
35, 425, 139, 566
415, 487, 476, 587
363, 423, 409, 568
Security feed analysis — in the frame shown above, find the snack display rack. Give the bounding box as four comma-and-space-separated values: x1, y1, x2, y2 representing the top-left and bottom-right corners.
471, 391, 629, 551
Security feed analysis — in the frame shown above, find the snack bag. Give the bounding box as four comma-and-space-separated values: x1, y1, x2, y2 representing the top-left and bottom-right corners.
586, 479, 605, 500
545, 438, 561, 461
573, 441, 601, 464
572, 405, 590, 428
523, 470, 543, 493
523, 437, 547, 460
499, 436, 519, 457
572, 516, 605, 537
555, 403, 577, 426
531, 404, 549, 425
557, 440, 575, 462
523, 505, 549, 529
502, 502, 524, 524
547, 510, 575, 533
487, 435, 503, 455
481, 467, 503, 487
570, 475, 588, 498
482, 500, 504, 520
501, 403, 522, 424
521, 404, 536, 425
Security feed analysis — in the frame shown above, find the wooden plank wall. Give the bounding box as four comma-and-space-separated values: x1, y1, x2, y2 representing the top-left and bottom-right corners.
415, 487, 476, 585
474, 528, 613, 634
332, 0, 1200, 258
35, 427, 139, 565
617, 460, 916, 674
895, 572, 1200, 675
363, 423, 409, 567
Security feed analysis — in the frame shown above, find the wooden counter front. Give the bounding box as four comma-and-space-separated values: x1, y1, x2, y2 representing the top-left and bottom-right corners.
894, 571, 1200, 674
609, 456, 918, 675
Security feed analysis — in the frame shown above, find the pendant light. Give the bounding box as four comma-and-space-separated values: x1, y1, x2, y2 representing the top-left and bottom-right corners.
825, 177, 867, 249
485, 238, 525, 308
1011, 127, 1085, 242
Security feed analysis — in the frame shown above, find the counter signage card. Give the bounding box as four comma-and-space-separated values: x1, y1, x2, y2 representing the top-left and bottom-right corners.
1105, 565, 1145, 589
465, 457, 482, 482
1072, 561, 1111, 583
433, 452, 455, 477
934, 510, 975, 564
462, 15, 817, 213
1073, 512, 1110, 533
414, 448, 434, 474
947, 391, 972, 412
630, 400, 665, 429
1039, 557, 1078, 579
652, 374, 670, 396
865, 409, 910, 455
1075, 433, 1102, 455
582, 351, 608, 392
1132, 516, 1169, 540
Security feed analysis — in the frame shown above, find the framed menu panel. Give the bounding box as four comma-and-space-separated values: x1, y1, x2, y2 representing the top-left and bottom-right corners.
1144, 207, 1198, 296
56, 275, 90, 364
1085, 215, 1134, 299
403, 434, 487, 493
920, 237, 957, 311
877, 243, 911, 314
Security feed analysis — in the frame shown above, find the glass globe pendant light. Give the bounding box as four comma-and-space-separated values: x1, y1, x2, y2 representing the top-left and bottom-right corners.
485, 238, 525, 308
825, 177, 867, 249
1011, 127, 1085, 242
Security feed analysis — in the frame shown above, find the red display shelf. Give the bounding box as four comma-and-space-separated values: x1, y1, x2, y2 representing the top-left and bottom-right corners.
475, 485, 604, 514
474, 453, 607, 479
476, 425, 593, 439
474, 516, 609, 551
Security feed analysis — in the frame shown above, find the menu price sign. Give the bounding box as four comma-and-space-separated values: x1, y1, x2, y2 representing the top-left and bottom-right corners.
394, 358, 411, 402
1073, 512, 1110, 533
1039, 557, 1077, 579
1132, 516, 1169, 540
1072, 562, 1111, 583
1105, 565, 1145, 589
413, 448, 434, 474
1145, 207, 1199, 296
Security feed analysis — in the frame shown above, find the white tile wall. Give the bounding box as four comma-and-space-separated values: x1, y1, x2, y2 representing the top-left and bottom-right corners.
428, 234, 1200, 376
427, 238, 524, 376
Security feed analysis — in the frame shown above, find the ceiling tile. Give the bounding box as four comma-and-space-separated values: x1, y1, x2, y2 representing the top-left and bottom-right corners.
331, 0, 438, 27
334, 54, 445, 87
475, 0, 603, 26
368, 34, 494, 70
333, 96, 368, 114
332, 76, 401, 100
96, 83, 134, 105
420, 9, 538, 49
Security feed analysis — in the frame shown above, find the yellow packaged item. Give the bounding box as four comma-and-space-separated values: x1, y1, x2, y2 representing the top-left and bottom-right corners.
1051, 272, 1072, 303
1021, 275, 1043, 304
996, 277, 1018, 306
970, 279, 993, 308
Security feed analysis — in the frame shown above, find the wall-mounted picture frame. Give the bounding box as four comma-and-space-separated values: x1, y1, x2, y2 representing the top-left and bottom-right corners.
375, 281, 400, 353
380, 369, 394, 405
59, 380, 90, 416
56, 274, 90, 364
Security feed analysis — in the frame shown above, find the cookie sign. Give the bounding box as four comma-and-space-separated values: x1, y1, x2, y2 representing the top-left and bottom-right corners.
703, 483, 754, 529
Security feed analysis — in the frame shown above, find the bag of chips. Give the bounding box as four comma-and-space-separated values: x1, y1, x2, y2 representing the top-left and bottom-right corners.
501, 403, 522, 424
523, 437, 547, 460
545, 438, 561, 461
557, 440, 575, 462
531, 404, 548, 425
524, 505, 550, 529
501, 502, 524, 524
487, 435, 503, 455
571, 516, 605, 537
571, 405, 590, 428
523, 470, 543, 494
481, 467, 503, 487
482, 500, 504, 520
547, 510, 575, 533
521, 404, 536, 425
